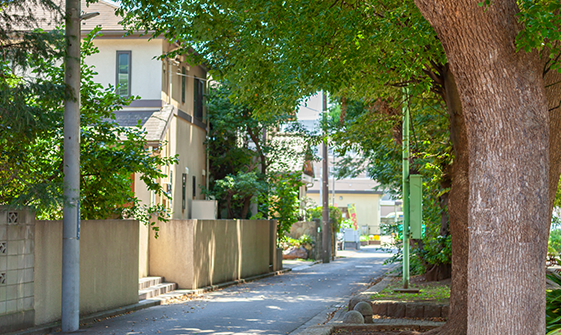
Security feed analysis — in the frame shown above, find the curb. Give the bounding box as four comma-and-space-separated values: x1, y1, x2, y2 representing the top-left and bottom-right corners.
9, 268, 292, 335
287, 260, 322, 271
289, 264, 400, 335
287, 277, 395, 335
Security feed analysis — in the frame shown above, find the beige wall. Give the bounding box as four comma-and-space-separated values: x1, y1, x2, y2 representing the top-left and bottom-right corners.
34, 220, 139, 325
138, 221, 150, 279
308, 193, 382, 234
86, 38, 164, 100
162, 43, 207, 115
149, 220, 271, 290
148, 220, 194, 289
170, 118, 208, 219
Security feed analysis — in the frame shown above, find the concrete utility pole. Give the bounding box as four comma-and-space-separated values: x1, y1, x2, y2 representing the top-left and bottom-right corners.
62, 0, 81, 331
322, 92, 331, 264
332, 151, 336, 206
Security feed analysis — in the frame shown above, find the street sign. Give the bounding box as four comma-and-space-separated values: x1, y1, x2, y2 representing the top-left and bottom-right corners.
409, 174, 423, 239
347, 203, 358, 230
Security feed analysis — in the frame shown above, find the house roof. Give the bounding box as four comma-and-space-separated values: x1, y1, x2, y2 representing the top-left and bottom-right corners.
307, 160, 381, 193
112, 110, 158, 127
143, 105, 174, 143
112, 105, 174, 144
7, 0, 122, 31
81, 0, 126, 33
307, 177, 383, 194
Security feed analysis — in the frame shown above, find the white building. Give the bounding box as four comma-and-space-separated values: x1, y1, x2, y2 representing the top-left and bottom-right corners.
81, 0, 209, 220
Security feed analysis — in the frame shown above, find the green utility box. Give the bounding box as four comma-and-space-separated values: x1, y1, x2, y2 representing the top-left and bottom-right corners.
409, 174, 423, 239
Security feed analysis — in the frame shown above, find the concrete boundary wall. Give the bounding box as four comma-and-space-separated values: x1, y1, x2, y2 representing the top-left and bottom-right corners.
0, 207, 36, 333
34, 220, 139, 325
149, 219, 271, 290
139, 222, 150, 278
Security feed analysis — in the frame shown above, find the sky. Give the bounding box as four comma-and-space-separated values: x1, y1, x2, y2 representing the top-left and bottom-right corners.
296, 92, 325, 121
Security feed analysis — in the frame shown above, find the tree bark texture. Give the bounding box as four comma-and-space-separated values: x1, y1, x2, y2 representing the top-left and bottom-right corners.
425, 64, 470, 335
415, 1, 549, 334
543, 58, 561, 220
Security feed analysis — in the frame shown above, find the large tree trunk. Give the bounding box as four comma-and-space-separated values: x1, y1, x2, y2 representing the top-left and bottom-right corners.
415, 1, 549, 333
544, 59, 561, 219
425, 64, 470, 334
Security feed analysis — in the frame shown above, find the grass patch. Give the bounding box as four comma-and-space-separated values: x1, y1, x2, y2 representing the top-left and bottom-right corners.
370, 278, 450, 303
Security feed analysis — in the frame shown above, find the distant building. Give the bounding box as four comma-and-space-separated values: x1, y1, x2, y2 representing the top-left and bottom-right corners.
306, 163, 384, 235
296, 93, 384, 235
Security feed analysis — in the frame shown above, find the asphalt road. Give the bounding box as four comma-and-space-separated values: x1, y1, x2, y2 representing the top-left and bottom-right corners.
78, 246, 395, 335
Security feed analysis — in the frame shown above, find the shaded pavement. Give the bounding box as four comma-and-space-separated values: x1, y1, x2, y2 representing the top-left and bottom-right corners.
75, 246, 395, 335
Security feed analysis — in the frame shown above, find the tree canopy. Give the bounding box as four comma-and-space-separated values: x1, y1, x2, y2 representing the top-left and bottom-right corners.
115, 0, 561, 333
117, 0, 445, 115
205, 81, 311, 241
1, 25, 175, 225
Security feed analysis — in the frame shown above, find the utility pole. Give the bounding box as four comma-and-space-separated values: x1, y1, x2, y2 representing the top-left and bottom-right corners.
322, 92, 331, 264
62, 0, 80, 331
402, 89, 410, 289
332, 151, 336, 206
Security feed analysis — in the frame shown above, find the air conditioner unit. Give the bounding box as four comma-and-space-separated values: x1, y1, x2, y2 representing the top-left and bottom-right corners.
191, 200, 217, 219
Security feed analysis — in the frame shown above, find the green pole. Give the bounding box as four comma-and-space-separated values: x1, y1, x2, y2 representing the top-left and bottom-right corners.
402, 88, 410, 289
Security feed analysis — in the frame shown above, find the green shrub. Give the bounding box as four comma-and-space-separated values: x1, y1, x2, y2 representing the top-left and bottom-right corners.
551, 229, 561, 256
341, 218, 354, 230
547, 272, 561, 334
299, 234, 313, 245
281, 234, 314, 251
306, 206, 343, 232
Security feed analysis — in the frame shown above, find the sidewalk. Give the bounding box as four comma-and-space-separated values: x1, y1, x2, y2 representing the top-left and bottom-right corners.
283, 258, 322, 270
282, 248, 367, 271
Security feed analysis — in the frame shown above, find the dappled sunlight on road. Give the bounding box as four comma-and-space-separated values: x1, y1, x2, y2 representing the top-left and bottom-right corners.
83, 246, 395, 335
167, 316, 302, 334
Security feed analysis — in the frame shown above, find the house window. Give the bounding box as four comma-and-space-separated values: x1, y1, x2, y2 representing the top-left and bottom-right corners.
182, 173, 187, 210
194, 77, 204, 120
181, 67, 186, 104
116, 51, 131, 96
192, 176, 196, 199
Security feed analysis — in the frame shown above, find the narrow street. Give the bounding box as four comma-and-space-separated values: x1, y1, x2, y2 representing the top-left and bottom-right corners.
78, 246, 395, 335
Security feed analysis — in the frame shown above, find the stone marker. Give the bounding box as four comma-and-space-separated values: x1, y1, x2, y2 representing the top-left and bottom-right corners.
342, 310, 365, 324
353, 301, 373, 323
348, 296, 368, 311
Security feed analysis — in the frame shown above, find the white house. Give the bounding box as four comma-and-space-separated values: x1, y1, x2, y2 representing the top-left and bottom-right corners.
81, 0, 209, 221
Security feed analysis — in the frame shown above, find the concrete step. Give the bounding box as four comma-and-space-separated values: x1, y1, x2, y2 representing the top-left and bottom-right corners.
139, 276, 164, 290
139, 282, 177, 301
